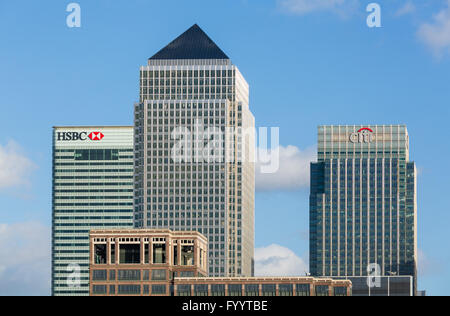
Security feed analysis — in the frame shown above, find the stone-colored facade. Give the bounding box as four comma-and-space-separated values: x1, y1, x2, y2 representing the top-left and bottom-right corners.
90, 229, 351, 296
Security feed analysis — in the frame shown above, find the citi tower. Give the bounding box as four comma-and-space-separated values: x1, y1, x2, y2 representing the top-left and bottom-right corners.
310, 125, 417, 292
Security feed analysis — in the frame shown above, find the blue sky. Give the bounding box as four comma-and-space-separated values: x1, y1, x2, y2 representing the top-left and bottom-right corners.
0, 0, 449, 296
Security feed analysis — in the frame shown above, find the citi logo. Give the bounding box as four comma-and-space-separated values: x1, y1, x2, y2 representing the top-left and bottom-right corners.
57, 131, 105, 141
350, 128, 374, 143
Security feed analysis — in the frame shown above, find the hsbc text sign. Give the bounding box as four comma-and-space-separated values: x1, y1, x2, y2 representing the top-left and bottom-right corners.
350, 128, 374, 144
57, 131, 105, 141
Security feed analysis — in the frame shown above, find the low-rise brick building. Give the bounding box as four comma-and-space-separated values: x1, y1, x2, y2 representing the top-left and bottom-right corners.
90, 229, 351, 296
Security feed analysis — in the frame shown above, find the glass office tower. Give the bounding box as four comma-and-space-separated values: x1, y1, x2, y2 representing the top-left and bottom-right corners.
310, 125, 417, 290
52, 126, 134, 296
134, 24, 255, 277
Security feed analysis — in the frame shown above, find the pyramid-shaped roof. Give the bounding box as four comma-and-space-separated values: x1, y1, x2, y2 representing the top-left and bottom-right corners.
150, 24, 229, 60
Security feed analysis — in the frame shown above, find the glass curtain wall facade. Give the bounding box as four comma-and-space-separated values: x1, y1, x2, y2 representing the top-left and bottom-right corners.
310, 125, 417, 291
134, 25, 255, 277
52, 126, 134, 296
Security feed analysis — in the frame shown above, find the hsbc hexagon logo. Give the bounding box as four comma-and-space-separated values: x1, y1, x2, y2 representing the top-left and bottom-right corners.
57, 131, 105, 142
88, 132, 105, 141
350, 128, 374, 143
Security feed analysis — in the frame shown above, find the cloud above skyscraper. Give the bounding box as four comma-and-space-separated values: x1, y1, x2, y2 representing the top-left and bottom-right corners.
418, 0, 450, 58
256, 145, 316, 191
254, 244, 308, 277
0, 141, 35, 190
395, 1, 416, 17
277, 0, 359, 16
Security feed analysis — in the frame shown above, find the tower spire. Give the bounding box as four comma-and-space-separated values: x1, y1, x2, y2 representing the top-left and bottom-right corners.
150, 24, 229, 60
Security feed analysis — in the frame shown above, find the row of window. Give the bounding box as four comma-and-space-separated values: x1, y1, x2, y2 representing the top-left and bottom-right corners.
55, 216, 132, 221
174, 284, 345, 297
55, 169, 133, 173
55, 162, 133, 166
55, 149, 133, 153
54, 182, 133, 187
92, 284, 167, 295
93, 269, 167, 281
55, 203, 133, 207
141, 70, 234, 78
53, 210, 132, 214
91, 284, 348, 296
55, 189, 133, 193
54, 176, 133, 180
141, 94, 234, 102
142, 78, 233, 85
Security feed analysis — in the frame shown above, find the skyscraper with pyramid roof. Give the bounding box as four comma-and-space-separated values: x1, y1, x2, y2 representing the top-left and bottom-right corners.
134, 24, 255, 277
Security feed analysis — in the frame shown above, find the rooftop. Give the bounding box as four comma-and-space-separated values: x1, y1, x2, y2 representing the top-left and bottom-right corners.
149, 24, 229, 60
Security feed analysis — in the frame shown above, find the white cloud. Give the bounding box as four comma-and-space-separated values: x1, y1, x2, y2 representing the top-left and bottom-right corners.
255, 244, 308, 277
278, 0, 358, 16
0, 222, 51, 296
417, 0, 450, 58
0, 141, 35, 189
417, 248, 444, 278
256, 145, 316, 191
417, 249, 430, 277
395, 2, 416, 17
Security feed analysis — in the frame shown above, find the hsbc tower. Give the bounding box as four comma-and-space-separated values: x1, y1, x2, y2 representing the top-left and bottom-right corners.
309, 125, 418, 293
51, 126, 134, 296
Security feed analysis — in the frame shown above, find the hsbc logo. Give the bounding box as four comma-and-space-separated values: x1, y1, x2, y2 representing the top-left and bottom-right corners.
57, 131, 105, 142
88, 132, 104, 141
350, 128, 374, 143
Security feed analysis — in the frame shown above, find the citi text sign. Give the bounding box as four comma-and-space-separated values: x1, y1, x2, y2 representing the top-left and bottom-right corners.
350, 128, 374, 143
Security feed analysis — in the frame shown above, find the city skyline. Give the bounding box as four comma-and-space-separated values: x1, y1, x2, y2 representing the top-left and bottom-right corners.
1, 1, 450, 296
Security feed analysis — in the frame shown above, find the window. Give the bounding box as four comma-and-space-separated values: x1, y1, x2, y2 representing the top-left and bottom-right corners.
228, 284, 242, 296
145, 244, 149, 264
119, 244, 140, 264
194, 284, 209, 296
334, 287, 347, 296
94, 244, 107, 264
74, 149, 119, 161
111, 244, 115, 264
109, 270, 116, 281
151, 269, 167, 281
279, 284, 293, 296
179, 271, 195, 277
153, 244, 166, 264
92, 270, 107, 281
118, 285, 141, 295
245, 284, 259, 296
211, 284, 225, 296
181, 246, 194, 265
92, 285, 107, 295
109, 285, 115, 295
261, 284, 276, 296
173, 245, 178, 265
296, 284, 310, 296
177, 284, 192, 296
315, 285, 329, 296
118, 270, 141, 281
